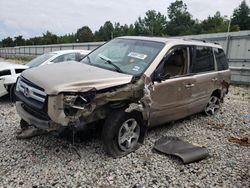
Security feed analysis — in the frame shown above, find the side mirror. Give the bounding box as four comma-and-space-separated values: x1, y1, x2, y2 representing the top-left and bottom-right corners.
154, 72, 170, 82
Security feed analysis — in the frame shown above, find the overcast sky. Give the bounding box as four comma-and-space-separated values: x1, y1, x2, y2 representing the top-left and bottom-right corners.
0, 0, 249, 40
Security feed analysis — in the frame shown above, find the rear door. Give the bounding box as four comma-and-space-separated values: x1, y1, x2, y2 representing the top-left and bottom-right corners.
149, 46, 194, 126
189, 46, 218, 114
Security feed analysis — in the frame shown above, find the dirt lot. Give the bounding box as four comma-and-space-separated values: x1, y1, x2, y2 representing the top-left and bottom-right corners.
0, 86, 249, 187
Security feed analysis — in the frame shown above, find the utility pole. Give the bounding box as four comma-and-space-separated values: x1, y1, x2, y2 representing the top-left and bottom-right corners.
225, 16, 232, 58
227, 16, 232, 33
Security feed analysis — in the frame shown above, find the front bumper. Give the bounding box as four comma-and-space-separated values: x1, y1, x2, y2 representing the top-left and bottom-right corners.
16, 101, 60, 131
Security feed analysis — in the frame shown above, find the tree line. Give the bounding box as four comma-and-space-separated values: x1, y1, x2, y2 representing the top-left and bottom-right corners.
1, 0, 250, 47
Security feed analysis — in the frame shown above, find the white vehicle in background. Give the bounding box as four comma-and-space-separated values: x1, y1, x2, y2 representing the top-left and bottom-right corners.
0, 49, 91, 99
0, 62, 28, 99
26, 50, 91, 67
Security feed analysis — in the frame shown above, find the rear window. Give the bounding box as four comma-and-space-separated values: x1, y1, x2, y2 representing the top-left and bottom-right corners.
15, 69, 26, 74
190, 46, 215, 74
0, 69, 11, 77
214, 48, 228, 71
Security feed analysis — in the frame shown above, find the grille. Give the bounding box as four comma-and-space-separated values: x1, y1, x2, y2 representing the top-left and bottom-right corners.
22, 103, 50, 121
16, 78, 46, 103
16, 77, 47, 110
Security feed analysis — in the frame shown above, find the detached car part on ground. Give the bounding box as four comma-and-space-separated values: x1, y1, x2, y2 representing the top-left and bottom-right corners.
15, 36, 230, 158
0, 50, 90, 99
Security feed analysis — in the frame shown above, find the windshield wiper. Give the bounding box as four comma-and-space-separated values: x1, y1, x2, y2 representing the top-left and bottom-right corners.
98, 54, 123, 73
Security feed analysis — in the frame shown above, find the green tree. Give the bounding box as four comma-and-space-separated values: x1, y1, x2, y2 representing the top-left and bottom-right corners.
14, 35, 25, 46
42, 31, 58, 44
113, 22, 122, 37
135, 10, 167, 36
166, 0, 195, 36
201, 12, 228, 33
95, 21, 114, 41
59, 33, 76, 43
231, 0, 250, 30
134, 18, 145, 36
201, 12, 240, 33
76, 26, 94, 42
112, 23, 135, 37
26, 37, 43, 45
1, 37, 14, 47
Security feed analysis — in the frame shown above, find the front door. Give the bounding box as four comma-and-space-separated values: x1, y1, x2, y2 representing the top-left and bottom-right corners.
149, 46, 194, 126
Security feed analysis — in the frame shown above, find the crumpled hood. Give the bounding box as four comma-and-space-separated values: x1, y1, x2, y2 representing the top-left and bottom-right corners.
21, 61, 133, 95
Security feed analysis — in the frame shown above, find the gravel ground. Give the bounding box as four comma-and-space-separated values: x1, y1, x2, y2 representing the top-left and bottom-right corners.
0, 86, 249, 188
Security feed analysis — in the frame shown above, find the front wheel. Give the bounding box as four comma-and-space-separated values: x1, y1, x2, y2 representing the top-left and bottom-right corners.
9, 84, 16, 102
102, 110, 145, 158
204, 96, 220, 116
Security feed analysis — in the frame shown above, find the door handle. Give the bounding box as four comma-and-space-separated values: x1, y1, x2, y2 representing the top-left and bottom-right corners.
185, 83, 195, 88
212, 78, 218, 81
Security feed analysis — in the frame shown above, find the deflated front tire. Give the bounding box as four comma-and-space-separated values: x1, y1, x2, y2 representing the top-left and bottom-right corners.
101, 109, 145, 158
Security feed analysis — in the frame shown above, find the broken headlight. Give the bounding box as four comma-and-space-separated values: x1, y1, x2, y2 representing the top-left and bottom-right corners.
63, 89, 96, 110
16, 77, 21, 92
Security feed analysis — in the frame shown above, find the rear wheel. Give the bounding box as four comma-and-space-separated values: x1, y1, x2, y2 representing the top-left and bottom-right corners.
102, 110, 144, 158
204, 96, 220, 116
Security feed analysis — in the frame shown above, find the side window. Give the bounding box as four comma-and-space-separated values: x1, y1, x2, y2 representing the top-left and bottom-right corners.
158, 47, 188, 78
52, 53, 76, 63
190, 46, 215, 73
0, 69, 11, 77
15, 69, 26, 74
214, 48, 228, 71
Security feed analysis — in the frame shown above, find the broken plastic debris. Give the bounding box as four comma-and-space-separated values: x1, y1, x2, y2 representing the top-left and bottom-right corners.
228, 136, 250, 146
154, 136, 209, 164
16, 127, 48, 139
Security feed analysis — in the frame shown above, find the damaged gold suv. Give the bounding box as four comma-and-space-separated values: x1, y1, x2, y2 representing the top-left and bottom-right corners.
15, 36, 230, 157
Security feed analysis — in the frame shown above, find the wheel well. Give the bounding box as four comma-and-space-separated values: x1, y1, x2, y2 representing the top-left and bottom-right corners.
6, 84, 13, 93
211, 89, 221, 99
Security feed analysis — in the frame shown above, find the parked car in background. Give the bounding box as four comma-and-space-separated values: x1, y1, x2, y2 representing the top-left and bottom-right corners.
26, 50, 91, 68
0, 49, 90, 99
15, 37, 230, 157
0, 62, 28, 99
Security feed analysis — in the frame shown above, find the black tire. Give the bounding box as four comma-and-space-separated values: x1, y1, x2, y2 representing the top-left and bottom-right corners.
9, 84, 16, 102
204, 95, 220, 116
102, 109, 145, 158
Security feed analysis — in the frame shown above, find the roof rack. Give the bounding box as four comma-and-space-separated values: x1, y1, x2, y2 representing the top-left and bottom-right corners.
183, 38, 220, 45
183, 38, 207, 43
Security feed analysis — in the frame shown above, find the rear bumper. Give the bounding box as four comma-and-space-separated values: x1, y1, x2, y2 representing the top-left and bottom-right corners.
16, 101, 59, 130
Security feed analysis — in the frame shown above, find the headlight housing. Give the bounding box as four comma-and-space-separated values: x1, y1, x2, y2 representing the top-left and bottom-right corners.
63, 88, 96, 110
15, 77, 21, 92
